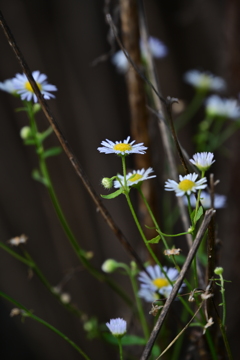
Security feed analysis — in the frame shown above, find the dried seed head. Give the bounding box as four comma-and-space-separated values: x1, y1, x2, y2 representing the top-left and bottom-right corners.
164, 248, 181, 256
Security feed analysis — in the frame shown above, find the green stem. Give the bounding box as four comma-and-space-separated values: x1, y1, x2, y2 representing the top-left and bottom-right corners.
124, 189, 194, 316
0, 242, 33, 267
211, 121, 240, 150
25, 103, 133, 307
219, 274, 226, 326
175, 90, 206, 130
129, 270, 149, 340
0, 291, 91, 360
118, 338, 123, 360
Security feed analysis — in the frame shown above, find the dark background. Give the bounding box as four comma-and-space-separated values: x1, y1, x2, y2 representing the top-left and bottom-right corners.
0, 0, 239, 359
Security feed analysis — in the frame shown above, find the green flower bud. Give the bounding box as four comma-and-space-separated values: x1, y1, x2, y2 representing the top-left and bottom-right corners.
101, 177, 113, 189
20, 126, 32, 140
101, 259, 118, 273
214, 267, 223, 275
32, 103, 41, 114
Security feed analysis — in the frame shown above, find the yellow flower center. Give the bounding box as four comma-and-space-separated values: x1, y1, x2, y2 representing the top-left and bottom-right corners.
24, 81, 42, 93
178, 179, 195, 191
113, 143, 132, 152
152, 278, 169, 289
199, 75, 210, 89
129, 174, 142, 182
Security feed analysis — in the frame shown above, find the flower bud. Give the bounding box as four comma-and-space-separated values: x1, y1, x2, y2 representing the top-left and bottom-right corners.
214, 267, 223, 275
20, 126, 32, 140
101, 259, 118, 273
101, 177, 113, 189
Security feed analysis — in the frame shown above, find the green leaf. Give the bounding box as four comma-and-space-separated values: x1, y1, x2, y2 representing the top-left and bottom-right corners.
101, 189, 123, 199
42, 147, 62, 159
15, 107, 28, 113
32, 169, 49, 186
23, 139, 37, 146
37, 127, 53, 142
147, 235, 161, 244
190, 209, 195, 223
152, 344, 160, 357
103, 333, 146, 346
195, 206, 203, 223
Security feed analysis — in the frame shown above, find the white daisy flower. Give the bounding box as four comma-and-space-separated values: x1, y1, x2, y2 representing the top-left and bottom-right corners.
138, 288, 159, 303
183, 190, 226, 209
112, 36, 167, 73
138, 265, 183, 302
140, 36, 168, 59
97, 136, 147, 155
0, 78, 16, 94
184, 70, 226, 92
106, 318, 127, 337
165, 173, 207, 197
205, 95, 240, 119
12, 70, 57, 103
111, 50, 129, 74
189, 152, 215, 171
114, 168, 156, 188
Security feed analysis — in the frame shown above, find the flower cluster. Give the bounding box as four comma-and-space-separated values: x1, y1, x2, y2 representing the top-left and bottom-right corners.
98, 136, 156, 190
0, 71, 57, 102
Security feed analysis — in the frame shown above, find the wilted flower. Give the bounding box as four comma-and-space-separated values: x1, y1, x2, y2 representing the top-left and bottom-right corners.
8, 234, 28, 246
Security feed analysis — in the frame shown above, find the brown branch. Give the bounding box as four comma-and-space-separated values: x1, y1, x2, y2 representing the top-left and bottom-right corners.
140, 209, 215, 360
0, 10, 146, 273
118, 0, 156, 241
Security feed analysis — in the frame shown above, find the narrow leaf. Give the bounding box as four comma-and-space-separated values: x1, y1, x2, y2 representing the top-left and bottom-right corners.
101, 189, 123, 199
195, 206, 203, 223
32, 169, 49, 186
147, 235, 161, 244
43, 147, 62, 159
103, 333, 146, 346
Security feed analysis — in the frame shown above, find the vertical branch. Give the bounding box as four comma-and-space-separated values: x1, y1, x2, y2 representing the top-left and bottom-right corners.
119, 0, 156, 240
137, 0, 193, 250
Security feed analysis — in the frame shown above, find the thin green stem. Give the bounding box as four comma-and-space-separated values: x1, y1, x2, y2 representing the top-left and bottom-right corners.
25, 103, 133, 307
0, 291, 91, 359
0, 242, 33, 267
175, 90, 207, 130
118, 338, 123, 360
124, 190, 194, 316
129, 270, 149, 340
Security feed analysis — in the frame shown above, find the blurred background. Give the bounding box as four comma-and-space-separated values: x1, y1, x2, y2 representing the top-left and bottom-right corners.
0, 0, 239, 359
